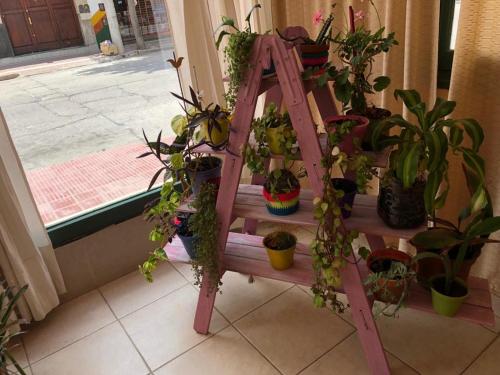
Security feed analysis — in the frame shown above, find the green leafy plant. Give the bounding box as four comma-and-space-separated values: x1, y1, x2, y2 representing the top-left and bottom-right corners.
326, 119, 375, 193
244, 103, 297, 175
189, 183, 222, 293
263, 168, 300, 197
365, 258, 415, 317
310, 124, 371, 312
0, 283, 28, 375
372, 89, 486, 216
215, 4, 263, 109
332, 4, 398, 114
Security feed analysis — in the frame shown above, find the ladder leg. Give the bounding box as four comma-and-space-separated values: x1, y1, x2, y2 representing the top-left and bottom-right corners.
193, 276, 218, 334
341, 255, 391, 375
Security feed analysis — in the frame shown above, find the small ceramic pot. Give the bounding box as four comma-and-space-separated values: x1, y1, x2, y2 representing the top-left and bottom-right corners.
262, 186, 300, 216
430, 275, 469, 317
347, 107, 392, 151
377, 175, 426, 229
187, 157, 222, 196
263, 232, 297, 270
331, 178, 357, 218
201, 117, 230, 148
324, 115, 370, 155
366, 248, 412, 304
299, 44, 329, 69
178, 234, 198, 259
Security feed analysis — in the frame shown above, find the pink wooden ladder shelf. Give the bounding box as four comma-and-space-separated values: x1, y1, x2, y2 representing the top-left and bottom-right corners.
165, 34, 495, 375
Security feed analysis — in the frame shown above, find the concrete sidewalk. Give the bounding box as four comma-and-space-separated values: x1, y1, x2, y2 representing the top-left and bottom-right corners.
0, 38, 174, 78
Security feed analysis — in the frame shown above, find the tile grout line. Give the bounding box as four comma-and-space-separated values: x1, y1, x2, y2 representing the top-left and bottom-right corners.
97, 289, 155, 375
230, 324, 285, 375
459, 334, 499, 375
383, 346, 422, 374
295, 331, 357, 375
19, 337, 34, 374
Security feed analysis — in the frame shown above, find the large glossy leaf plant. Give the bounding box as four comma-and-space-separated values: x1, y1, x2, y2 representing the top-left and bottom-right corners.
372, 89, 486, 216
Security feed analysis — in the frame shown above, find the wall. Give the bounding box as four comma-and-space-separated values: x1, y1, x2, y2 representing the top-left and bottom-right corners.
73, 0, 98, 47
55, 215, 152, 301
0, 15, 14, 58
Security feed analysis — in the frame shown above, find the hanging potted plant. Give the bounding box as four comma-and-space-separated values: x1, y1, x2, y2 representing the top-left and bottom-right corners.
263, 231, 297, 270
263, 168, 301, 216
364, 248, 415, 316
332, 4, 398, 150
215, 4, 265, 109
372, 89, 486, 229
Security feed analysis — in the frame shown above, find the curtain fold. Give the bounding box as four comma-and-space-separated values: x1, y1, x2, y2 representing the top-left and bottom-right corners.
443, 0, 500, 293
0, 109, 64, 321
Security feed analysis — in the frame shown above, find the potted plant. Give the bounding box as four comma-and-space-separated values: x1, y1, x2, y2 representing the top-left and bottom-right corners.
364, 248, 414, 316
332, 4, 398, 150
263, 168, 301, 215
215, 4, 264, 109
277, 5, 335, 70
410, 167, 500, 288
331, 178, 357, 219
263, 231, 297, 270
173, 213, 197, 259
244, 103, 298, 175
372, 89, 486, 228
324, 115, 369, 155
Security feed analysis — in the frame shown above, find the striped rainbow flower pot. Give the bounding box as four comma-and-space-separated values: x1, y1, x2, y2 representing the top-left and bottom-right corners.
262, 187, 300, 216
299, 44, 329, 69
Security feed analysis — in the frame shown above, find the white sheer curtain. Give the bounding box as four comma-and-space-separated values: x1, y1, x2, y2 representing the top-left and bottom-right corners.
0, 109, 65, 321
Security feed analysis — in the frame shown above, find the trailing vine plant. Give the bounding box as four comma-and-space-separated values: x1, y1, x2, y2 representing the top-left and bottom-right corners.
310, 122, 372, 311
215, 4, 263, 109
188, 183, 222, 293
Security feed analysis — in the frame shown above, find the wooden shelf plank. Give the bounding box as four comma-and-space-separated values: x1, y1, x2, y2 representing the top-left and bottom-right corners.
178, 184, 425, 240
192, 134, 389, 168
165, 231, 495, 326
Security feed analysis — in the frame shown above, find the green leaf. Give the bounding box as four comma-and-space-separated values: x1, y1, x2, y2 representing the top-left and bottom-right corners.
334, 82, 352, 105
245, 4, 261, 24
171, 114, 188, 136
410, 228, 461, 249
394, 89, 426, 126
426, 97, 456, 126
458, 118, 484, 152
425, 128, 448, 173
470, 186, 488, 214
215, 30, 231, 49
467, 217, 500, 238
461, 148, 485, 181
424, 170, 442, 214
449, 126, 464, 147
358, 247, 371, 260
335, 67, 350, 85
401, 143, 421, 188
373, 76, 390, 91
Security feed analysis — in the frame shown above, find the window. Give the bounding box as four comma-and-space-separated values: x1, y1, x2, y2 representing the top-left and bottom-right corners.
0, 2, 180, 246
438, 0, 461, 89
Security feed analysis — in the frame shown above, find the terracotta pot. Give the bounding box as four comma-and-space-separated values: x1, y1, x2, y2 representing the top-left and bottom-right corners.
347, 107, 392, 151
366, 248, 412, 304
377, 175, 426, 229
415, 245, 482, 289
299, 43, 329, 69
324, 114, 369, 155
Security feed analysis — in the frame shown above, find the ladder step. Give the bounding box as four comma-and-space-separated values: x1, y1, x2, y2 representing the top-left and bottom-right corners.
178, 184, 424, 240
193, 134, 389, 168
165, 232, 495, 327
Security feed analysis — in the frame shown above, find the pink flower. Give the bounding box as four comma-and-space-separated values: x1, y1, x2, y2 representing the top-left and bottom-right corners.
354, 10, 365, 22
312, 10, 324, 25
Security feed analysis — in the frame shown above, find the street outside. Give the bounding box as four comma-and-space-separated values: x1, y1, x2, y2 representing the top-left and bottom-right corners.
0, 48, 180, 170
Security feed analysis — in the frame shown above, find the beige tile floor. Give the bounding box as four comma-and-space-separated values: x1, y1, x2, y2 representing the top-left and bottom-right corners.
10, 224, 500, 375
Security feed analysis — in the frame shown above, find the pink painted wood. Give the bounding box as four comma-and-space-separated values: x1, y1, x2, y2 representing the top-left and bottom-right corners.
193, 36, 271, 334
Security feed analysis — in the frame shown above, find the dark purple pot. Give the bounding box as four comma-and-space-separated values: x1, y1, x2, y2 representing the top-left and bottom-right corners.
332, 178, 357, 218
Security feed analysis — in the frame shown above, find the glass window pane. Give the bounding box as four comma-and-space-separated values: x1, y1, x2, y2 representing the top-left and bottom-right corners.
0, 0, 180, 224
450, 0, 461, 50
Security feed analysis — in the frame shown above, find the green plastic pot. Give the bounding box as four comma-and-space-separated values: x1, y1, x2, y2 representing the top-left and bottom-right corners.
430, 275, 469, 317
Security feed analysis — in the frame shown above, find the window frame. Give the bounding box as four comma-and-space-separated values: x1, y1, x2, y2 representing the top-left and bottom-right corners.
438, 0, 457, 89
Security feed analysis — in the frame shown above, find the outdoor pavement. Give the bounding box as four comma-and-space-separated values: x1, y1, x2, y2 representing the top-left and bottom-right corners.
0, 45, 183, 223
0, 48, 179, 170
